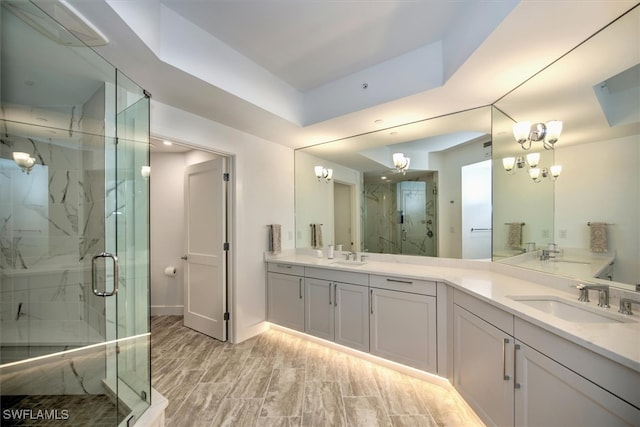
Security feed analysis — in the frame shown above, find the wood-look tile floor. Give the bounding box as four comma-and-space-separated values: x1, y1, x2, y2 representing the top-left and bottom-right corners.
151, 316, 483, 427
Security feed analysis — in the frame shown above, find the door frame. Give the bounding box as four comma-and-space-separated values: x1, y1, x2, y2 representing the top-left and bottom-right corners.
150, 136, 235, 342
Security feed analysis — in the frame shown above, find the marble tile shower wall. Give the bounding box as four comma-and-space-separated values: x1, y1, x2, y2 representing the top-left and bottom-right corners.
0, 131, 106, 342
364, 183, 399, 254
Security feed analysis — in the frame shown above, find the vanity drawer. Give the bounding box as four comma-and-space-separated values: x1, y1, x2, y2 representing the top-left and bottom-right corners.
267, 262, 305, 276
369, 274, 436, 296
305, 267, 368, 286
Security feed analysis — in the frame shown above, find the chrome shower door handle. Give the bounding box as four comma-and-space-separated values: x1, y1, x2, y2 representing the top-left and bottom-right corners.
92, 252, 119, 297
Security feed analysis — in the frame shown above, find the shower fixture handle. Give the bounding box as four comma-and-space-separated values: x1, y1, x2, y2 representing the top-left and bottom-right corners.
92, 252, 119, 297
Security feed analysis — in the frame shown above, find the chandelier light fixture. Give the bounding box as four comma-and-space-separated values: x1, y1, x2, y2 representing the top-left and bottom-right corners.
13, 151, 36, 174
314, 165, 333, 183
392, 153, 410, 174
513, 120, 563, 150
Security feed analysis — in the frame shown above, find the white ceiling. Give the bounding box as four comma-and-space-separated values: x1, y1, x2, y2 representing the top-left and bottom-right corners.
28, 1, 640, 149
161, 0, 470, 92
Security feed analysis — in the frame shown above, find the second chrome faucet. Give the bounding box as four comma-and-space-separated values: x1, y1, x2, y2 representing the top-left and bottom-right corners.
576, 283, 610, 308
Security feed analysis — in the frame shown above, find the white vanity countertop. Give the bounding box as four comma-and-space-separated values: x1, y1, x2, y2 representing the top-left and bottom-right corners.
266, 253, 640, 372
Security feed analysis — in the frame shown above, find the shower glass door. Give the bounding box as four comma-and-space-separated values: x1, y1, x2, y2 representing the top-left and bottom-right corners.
0, 1, 150, 425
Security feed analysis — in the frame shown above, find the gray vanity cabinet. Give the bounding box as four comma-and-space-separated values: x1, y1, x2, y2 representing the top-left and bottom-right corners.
369, 275, 437, 373
453, 289, 640, 427
453, 297, 515, 427
514, 341, 640, 427
304, 267, 370, 352
266, 264, 305, 332
304, 277, 334, 341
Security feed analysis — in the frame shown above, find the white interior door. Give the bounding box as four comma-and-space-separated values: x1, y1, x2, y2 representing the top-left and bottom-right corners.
183, 157, 227, 341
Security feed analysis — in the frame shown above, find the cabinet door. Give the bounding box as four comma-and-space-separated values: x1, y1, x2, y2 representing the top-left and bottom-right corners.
453, 304, 514, 427
335, 282, 369, 352
370, 288, 437, 372
304, 277, 334, 341
267, 272, 304, 332
515, 341, 640, 427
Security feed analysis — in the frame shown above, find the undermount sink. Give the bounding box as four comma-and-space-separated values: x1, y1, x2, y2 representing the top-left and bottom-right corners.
508, 295, 635, 323
331, 260, 367, 266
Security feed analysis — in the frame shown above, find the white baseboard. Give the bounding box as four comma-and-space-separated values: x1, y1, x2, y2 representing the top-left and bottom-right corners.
151, 305, 183, 316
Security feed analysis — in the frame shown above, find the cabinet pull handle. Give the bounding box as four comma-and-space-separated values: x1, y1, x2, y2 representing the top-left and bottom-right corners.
334, 283, 337, 307
514, 343, 521, 389
503, 338, 510, 381
386, 278, 413, 284
278, 264, 292, 269
329, 282, 332, 305
299, 278, 303, 299
370, 289, 374, 314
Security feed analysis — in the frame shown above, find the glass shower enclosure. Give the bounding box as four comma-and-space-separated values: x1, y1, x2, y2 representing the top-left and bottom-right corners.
0, 1, 151, 425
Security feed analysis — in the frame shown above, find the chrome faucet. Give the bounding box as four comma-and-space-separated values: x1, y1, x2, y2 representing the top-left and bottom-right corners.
618, 298, 640, 315
345, 251, 357, 261
576, 284, 610, 308
540, 243, 560, 261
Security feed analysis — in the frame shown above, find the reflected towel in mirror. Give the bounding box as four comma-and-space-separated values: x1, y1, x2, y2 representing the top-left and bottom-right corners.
310, 223, 323, 248
269, 224, 281, 254
507, 222, 523, 249
589, 222, 608, 253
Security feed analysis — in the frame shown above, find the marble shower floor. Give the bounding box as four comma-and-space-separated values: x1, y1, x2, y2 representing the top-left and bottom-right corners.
151, 316, 484, 427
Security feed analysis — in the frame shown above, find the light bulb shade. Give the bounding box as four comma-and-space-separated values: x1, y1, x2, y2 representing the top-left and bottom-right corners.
544, 120, 562, 144
529, 168, 541, 180
502, 157, 516, 171
550, 164, 562, 178
314, 165, 332, 181
392, 153, 410, 171
326, 168, 333, 180
513, 121, 531, 144
141, 165, 151, 178
526, 152, 540, 168
13, 151, 36, 169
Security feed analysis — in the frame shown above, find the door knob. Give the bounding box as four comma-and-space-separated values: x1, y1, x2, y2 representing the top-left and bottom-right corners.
181, 255, 188, 260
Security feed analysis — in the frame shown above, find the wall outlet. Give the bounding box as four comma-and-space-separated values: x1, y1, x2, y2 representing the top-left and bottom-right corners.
541, 229, 550, 238
559, 229, 567, 239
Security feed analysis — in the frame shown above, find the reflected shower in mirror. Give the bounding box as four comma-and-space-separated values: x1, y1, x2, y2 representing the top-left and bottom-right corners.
295, 106, 492, 259
493, 5, 639, 291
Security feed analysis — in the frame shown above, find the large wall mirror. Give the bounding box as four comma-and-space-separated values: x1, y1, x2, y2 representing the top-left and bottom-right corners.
294, 5, 638, 291
295, 106, 492, 260
493, 6, 639, 291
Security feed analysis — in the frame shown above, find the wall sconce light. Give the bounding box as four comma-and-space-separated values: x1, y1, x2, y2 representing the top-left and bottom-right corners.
314, 165, 333, 183
13, 152, 36, 174
392, 153, 410, 174
141, 165, 151, 178
502, 153, 539, 174
529, 165, 562, 183
503, 153, 561, 183
513, 120, 562, 150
